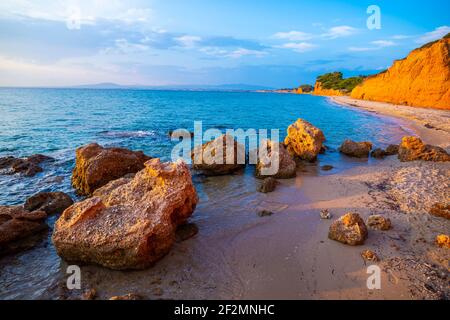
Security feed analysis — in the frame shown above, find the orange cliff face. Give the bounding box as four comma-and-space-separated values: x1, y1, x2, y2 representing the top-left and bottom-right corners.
313, 81, 345, 96
351, 36, 450, 110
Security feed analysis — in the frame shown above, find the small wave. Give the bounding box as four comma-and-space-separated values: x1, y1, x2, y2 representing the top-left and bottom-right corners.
98, 130, 155, 138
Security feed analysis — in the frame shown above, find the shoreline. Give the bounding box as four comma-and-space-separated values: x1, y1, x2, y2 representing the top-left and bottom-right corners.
328, 96, 450, 148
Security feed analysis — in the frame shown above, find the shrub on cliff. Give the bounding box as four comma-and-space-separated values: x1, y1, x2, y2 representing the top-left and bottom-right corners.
316, 72, 365, 93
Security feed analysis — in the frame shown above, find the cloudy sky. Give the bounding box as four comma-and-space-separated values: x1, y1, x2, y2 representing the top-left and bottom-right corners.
0, 0, 449, 88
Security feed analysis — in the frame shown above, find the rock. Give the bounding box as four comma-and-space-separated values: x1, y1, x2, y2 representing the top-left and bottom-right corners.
320, 165, 333, 171
361, 250, 379, 262
385, 144, 399, 156
257, 210, 274, 217
435, 235, 450, 249
176, 223, 199, 242
72, 143, 151, 195
82, 288, 96, 300
429, 203, 450, 220
24, 192, 73, 215
371, 148, 386, 159
320, 209, 331, 219
339, 140, 372, 158
110, 293, 143, 300
191, 134, 245, 176
53, 159, 198, 270
255, 140, 296, 179
367, 215, 392, 230
328, 212, 368, 245
284, 119, 325, 162
257, 177, 277, 193
0, 154, 53, 177
0, 206, 47, 254
398, 136, 450, 162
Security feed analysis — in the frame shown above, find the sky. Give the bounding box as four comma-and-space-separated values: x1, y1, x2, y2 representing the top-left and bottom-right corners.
0, 0, 449, 88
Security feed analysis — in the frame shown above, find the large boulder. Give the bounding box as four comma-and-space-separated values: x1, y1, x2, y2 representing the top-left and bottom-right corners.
0, 154, 53, 177
191, 134, 245, 175
398, 136, 450, 162
256, 140, 296, 179
339, 140, 372, 158
0, 206, 47, 254
72, 143, 151, 195
24, 192, 73, 215
328, 212, 368, 245
284, 119, 325, 162
53, 159, 198, 270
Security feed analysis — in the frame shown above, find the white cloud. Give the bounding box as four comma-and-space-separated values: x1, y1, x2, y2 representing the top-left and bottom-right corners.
348, 47, 376, 52
416, 26, 450, 43
226, 48, 267, 58
102, 39, 149, 54
322, 25, 357, 39
370, 40, 396, 47
174, 35, 202, 48
391, 34, 413, 40
272, 31, 313, 41
278, 42, 317, 53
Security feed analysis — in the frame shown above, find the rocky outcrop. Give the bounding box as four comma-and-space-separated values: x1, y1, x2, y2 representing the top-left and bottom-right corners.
284, 119, 325, 162
255, 140, 296, 179
385, 144, 399, 156
361, 250, 379, 262
371, 148, 386, 159
257, 177, 277, 193
435, 234, 450, 249
339, 140, 372, 158
24, 192, 73, 215
72, 143, 151, 195
367, 215, 392, 231
313, 81, 345, 96
53, 159, 198, 270
351, 34, 450, 110
398, 136, 450, 162
0, 206, 47, 254
429, 203, 450, 220
328, 212, 368, 245
0, 154, 53, 177
191, 134, 245, 175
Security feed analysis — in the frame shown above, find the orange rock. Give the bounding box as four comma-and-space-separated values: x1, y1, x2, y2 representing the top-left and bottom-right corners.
351, 34, 450, 110
72, 143, 151, 195
284, 119, 325, 162
53, 159, 198, 270
328, 212, 368, 246
313, 81, 345, 96
256, 139, 296, 179
398, 136, 450, 162
435, 234, 450, 249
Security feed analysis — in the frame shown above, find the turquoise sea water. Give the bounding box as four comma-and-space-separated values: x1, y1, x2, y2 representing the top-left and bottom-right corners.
0, 88, 413, 206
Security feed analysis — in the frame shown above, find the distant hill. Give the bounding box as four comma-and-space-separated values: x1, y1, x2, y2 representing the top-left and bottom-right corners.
72, 83, 275, 91
351, 33, 450, 110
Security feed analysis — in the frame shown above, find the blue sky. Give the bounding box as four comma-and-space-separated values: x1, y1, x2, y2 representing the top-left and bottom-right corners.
0, 0, 449, 87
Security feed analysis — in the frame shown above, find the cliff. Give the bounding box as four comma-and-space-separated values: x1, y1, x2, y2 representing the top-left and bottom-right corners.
351, 34, 450, 110
313, 81, 345, 96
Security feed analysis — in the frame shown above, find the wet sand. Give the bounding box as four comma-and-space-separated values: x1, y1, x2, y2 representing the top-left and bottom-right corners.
1, 98, 449, 300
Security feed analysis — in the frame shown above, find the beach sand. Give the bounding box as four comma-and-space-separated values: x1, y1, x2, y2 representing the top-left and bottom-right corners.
1, 97, 448, 300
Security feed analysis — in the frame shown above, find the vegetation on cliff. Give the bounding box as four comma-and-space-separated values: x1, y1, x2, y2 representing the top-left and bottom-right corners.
315, 72, 366, 94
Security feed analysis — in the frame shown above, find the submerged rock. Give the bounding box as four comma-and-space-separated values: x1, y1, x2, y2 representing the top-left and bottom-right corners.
328, 212, 368, 245
255, 140, 296, 179
257, 209, 274, 217
257, 177, 277, 193
0, 154, 53, 177
320, 165, 334, 171
24, 192, 73, 215
0, 206, 47, 255
385, 144, 399, 156
371, 148, 386, 159
398, 136, 450, 162
53, 159, 198, 270
191, 134, 245, 176
284, 119, 325, 162
429, 203, 450, 220
367, 215, 392, 230
339, 140, 372, 158
72, 143, 151, 195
